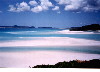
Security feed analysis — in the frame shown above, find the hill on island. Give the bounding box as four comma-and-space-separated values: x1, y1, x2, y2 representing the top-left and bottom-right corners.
70, 24, 100, 31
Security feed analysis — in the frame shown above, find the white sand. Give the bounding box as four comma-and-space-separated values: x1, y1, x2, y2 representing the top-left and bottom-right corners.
0, 37, 100, 68
55, 30, 100, 34
0, 51, 100, 68
0, 37, 100, 47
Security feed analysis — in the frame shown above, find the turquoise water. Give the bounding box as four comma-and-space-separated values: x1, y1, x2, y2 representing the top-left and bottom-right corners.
0, 28, 100, 41
0, 28, 100, 68
0, 28, 100, 54
0, 46, 100, 54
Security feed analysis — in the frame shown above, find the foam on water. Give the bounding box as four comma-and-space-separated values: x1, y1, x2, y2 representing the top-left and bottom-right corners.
54, 30, 100, 34
5, 31, 37, 34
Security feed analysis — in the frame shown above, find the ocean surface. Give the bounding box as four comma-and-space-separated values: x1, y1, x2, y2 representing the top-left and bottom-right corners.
0, 28, 100, 68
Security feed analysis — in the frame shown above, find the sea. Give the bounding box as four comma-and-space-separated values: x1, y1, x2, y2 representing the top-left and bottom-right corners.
0, 28, 100, 68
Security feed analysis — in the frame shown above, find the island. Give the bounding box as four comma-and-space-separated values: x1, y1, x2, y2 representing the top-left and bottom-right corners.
0, 25, 55, 29
38, 27, 53, 28
0, 25, 35, 28
70, 24, 100, 31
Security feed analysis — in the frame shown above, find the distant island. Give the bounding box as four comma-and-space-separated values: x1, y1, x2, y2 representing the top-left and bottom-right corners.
31, 59, 100, 68
70, 24, 100, 31
1, 24, 100, 30
0, 25, 55, 29
38, 27, 53, 28
0, 25, 35, 28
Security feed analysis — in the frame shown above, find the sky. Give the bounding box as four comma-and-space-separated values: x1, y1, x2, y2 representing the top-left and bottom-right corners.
0, 0, 100, 28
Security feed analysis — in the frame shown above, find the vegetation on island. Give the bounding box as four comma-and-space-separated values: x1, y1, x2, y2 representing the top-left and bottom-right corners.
30, 59, 100, 68
70, 24, 100, 31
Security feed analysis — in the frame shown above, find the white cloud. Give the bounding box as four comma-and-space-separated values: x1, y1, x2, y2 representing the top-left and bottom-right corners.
52, 6, 59, 10
8, 0, 54, 13
29, 0, 38, 6
83, 0, 100, 12
55, 0, 71, 5
40, 0, 53, 7
55, 0, 100, 12
16, 2, 30, 12
8, 5, 17, 12
64, 0, 84, 11
40, 0, 53, 10
8, 0, 100, 13
31, 0, 54, 13
55, 0, 85, 11
8, 1, 30, 12
31, 5, 43, 13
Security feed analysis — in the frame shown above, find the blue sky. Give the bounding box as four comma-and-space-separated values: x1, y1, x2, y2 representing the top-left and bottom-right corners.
0, 0, 100, 28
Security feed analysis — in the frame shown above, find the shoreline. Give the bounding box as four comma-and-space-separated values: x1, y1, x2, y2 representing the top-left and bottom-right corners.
0, 50, 100, 68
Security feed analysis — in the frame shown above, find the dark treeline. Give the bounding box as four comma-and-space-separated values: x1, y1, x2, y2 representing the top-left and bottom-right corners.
31, 59, 100, 68
70, 24, 100, 31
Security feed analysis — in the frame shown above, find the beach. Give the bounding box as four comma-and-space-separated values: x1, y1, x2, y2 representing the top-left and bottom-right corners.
0, 28, 100, 68
0, 50, 100, 68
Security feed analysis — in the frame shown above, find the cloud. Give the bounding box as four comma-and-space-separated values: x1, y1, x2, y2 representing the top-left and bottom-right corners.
8, 0, 54, 13
29, 0, 38, 6
64, 0, 84, 11
31, 5, 43, 13
55, 0, 85, 11
8, 1, 30, 12
8, 5, 17, 12
16, 2, 30, 12
40, 0, 53, 7
83, 0, 100, 12
31, 0, 54, 13
52, 6, 59, 10
40, 0, 53, 10
55, 0, 100, 12
8, 0, 100, 13
55, 0, 71, 5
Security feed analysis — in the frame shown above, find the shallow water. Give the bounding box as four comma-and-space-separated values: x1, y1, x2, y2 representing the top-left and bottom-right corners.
0, 28, 100, 67
0, 46, 100, 54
